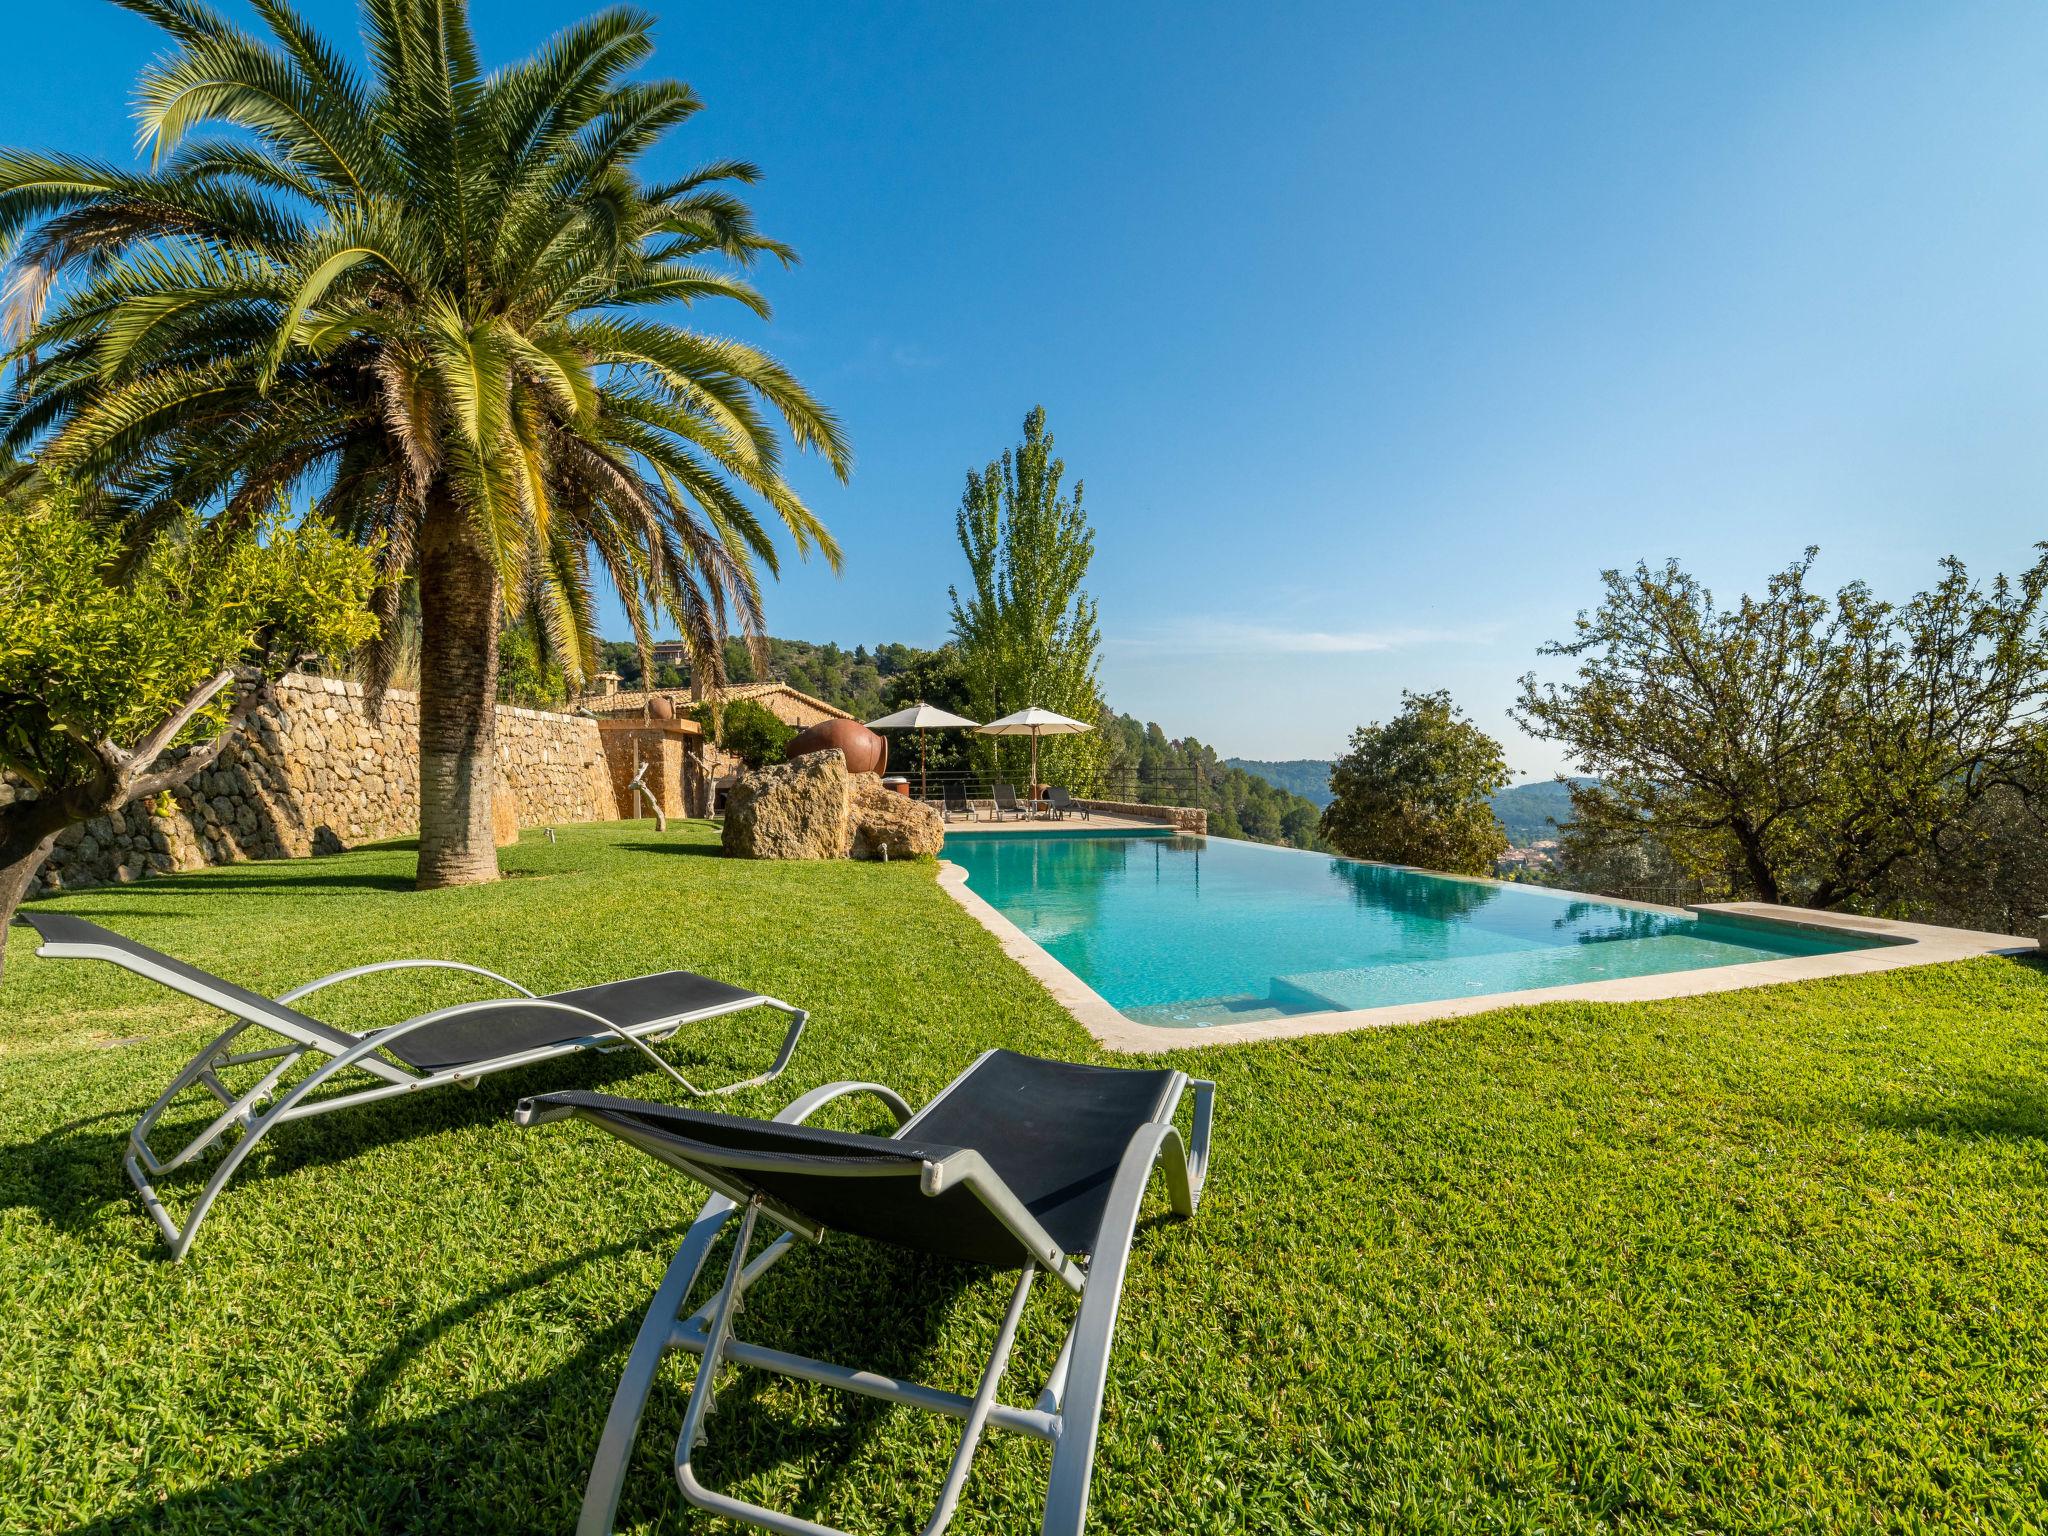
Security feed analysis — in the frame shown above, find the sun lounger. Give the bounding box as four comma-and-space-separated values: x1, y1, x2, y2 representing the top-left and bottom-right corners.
18, 911, 807, 1260
942, 783, 976, 822
517, 1047, 1216, 1536
1046, 786, 1089, 820
991, 781, 1036, 820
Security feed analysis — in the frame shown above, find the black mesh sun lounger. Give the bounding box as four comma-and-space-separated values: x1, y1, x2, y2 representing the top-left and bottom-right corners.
991, 781, 1034, 820
19, 911, 808, 1260
1046, 786, 1089, 820
517, 1048, 1216, 1536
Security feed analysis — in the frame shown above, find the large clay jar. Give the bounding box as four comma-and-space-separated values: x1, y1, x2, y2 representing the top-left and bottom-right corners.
784, 717, 888, 776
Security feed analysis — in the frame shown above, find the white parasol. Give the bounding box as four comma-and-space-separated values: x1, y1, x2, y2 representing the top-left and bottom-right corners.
866, 701, 981, 798
975, 706, 1093, 795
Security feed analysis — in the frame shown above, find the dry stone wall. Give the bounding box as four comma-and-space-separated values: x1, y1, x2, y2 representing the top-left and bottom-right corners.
24, 675, 614, 895
1073, 799, 1208, 833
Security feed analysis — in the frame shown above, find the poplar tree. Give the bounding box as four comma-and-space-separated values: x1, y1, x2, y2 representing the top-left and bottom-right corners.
948, 407, 1108, 790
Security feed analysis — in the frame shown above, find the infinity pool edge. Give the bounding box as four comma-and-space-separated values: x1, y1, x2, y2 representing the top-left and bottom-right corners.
934, 855, 2033, 1054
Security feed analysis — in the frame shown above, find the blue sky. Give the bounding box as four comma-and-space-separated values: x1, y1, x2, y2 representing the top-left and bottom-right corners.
8, 1, 2048, 778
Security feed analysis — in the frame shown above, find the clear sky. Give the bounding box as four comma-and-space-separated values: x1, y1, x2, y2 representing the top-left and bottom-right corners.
8, 1, 2048, 778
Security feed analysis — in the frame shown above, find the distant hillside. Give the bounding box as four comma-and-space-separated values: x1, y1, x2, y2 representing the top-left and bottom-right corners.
1225, 759, 1333, 807
1228, 760, 1589, 845
1489, 779, 1588, 844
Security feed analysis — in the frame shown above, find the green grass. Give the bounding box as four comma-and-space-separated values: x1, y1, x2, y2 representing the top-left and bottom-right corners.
4, 821, 2047, 1533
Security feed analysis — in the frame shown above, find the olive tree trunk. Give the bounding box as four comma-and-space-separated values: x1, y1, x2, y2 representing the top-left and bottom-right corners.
414, 499, 503, 890
0, 808, 67, 986
0, 670, 275, 983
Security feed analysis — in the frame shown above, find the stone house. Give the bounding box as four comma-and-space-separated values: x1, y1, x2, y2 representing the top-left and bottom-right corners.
583, 681, 856, 816
585, 684, 856, 823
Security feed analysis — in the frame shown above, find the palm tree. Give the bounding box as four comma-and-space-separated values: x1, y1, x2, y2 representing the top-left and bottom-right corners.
0, 0, 849, 887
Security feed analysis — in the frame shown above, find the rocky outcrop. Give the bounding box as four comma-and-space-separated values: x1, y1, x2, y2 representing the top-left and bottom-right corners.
847, 776, 944, 860
719, 754, 944, 861
721, 750, 853, 859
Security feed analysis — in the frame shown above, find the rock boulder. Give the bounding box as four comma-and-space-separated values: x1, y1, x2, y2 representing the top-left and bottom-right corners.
719, 755, 944, 860
847, 775, 944, 860
721, 750, 853, 859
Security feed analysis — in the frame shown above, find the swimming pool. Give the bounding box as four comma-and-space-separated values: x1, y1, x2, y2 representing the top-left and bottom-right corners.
942, 833, 1888, 1026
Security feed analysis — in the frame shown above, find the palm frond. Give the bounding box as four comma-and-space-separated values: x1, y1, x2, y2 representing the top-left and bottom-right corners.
6, 0, 845, 708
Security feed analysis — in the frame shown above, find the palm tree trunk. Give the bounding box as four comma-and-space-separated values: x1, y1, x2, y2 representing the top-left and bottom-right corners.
415, 492, 503, 889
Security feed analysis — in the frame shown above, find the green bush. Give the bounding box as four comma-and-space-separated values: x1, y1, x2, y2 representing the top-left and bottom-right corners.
688, 698, 796, 768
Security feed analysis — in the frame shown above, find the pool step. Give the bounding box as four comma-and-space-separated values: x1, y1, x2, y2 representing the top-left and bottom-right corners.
1270, 935, 1765, 1012
1120, 992, 1329, 1028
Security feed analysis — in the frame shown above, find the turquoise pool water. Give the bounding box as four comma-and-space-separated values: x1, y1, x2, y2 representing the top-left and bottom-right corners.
944, 833, 1885, 1026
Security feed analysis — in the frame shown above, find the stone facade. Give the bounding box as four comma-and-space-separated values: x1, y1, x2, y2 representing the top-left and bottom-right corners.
23, 675, 615, 895
584, 680, 852, 729
597, 719, 713, 820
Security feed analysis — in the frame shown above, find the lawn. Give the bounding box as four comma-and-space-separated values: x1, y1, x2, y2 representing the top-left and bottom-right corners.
3, 821, 2046, 1534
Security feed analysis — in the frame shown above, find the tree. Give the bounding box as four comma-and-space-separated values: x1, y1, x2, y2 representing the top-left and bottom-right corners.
878, 644, 976, 781
948, 407, 1107, 791
1514, 549, 2048, 911
686, 698, 792, 769
1896, 785, 2048, 937
497, 617, 568, 708
1549, 818, 1706, 907
0, 0, 848, 891
0, 489, 377, 970
1321, 691, 1511, 874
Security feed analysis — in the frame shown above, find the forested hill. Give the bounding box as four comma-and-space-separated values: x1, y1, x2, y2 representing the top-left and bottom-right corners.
1226, 758, 1333, 807
1490, 779, 1589, 843
1227, 758, 1591, 846
1102, 718, 1324, 848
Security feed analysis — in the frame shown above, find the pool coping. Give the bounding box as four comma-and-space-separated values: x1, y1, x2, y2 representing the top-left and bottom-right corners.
934, 859, 2035, 1055
941, 822, 1176, 842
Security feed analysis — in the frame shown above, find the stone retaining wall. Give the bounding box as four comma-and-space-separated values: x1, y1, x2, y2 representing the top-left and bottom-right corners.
1073, 799, 1208, 833
22, 675, 614, 895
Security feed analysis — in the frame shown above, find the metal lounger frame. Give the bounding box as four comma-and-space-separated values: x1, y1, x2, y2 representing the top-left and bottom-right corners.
526, 1049, 1215, 1536
990, 783, 1035, 822
1046, 788, 1089, 822
29, 926, 806, 1261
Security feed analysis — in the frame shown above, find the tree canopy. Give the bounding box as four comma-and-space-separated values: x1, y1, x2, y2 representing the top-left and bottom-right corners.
685, 697, 793, 769
1514, 549, 2048, 911
949, 407, 1106, 790
0, 0, 846, 886
0, 484, 377, 953
1100, 716, 1325, 848
1321, 691, 1512, 874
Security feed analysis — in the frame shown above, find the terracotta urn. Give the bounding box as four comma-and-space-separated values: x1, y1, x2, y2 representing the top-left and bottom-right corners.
784, 717, 888, 776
